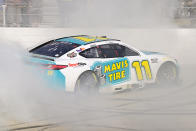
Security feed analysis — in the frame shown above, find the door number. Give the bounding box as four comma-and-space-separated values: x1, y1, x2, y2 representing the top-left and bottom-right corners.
132, 60, 152, 81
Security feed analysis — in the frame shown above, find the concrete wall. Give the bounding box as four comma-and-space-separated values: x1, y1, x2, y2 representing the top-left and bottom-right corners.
0, 28, 195, 64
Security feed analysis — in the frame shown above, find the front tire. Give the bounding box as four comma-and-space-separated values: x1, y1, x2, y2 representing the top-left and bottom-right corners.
75, 71, 99, 95
156, 63, 178, 86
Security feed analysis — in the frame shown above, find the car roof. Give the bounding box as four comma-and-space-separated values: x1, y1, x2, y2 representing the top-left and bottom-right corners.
55, 35, 120, 45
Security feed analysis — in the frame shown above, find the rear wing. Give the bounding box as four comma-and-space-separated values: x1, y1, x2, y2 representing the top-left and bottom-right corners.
29, 53, 55, 61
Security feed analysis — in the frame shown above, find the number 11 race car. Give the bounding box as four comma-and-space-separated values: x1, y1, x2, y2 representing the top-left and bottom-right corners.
28, 35, 179, 93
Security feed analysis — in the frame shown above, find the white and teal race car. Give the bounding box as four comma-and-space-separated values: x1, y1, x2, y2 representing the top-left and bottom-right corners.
28, 35, 179, 93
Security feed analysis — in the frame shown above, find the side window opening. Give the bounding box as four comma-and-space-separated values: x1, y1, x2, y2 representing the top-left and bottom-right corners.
124, 46, 139, 56
79, 47, 99, 58
112, 44, 125, 57
79, 43, 140, 58
99, 44, 117, 58
112, 44, 140, 57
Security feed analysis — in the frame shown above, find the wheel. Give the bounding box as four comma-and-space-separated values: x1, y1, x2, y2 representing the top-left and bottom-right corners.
156, 63, 178, 86
75, 71, 99, 95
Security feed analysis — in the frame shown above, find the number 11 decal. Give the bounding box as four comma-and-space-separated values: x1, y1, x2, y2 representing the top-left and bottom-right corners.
132, 60, 152, 81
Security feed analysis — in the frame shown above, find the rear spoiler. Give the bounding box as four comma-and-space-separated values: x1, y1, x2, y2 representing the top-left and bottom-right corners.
29, 53, 55, 61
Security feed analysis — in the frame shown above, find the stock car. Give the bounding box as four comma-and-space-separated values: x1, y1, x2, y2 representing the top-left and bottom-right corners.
28, 35, 179, 93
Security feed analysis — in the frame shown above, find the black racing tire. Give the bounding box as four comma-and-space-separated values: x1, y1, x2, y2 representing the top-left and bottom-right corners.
75, 71, 99, 95
156, 62, 178, 86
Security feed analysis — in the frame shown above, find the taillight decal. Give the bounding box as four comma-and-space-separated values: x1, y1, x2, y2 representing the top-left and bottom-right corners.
43, 62, 86, 70
47, 64, 68, 70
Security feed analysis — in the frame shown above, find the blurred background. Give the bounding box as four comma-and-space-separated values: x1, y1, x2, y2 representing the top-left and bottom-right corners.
0, 0, 195, 28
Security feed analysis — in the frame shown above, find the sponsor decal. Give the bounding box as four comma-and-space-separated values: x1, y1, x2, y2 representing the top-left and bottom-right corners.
162, 57, 169, 61
76, 48, 85, 53
91, 58, 130, 86
78, 62, 87, 66
151, 58, 158, 63
67, 52, 77, 58
69, 63, 78, 67
68, 62, 87, 67
48, 70, 54, 76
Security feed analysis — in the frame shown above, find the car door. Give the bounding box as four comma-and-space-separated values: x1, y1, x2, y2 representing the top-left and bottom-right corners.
79, 44, 131, 87
97, 44, 131, 86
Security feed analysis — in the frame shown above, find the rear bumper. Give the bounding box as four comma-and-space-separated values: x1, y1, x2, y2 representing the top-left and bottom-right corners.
44, 70, 66, 90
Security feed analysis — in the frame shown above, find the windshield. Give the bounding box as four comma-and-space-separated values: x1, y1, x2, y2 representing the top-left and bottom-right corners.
30, 41, 80, 57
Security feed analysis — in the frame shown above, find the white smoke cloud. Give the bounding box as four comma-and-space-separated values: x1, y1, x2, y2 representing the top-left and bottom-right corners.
1, 0, 196, 130
56, 0, 178, 28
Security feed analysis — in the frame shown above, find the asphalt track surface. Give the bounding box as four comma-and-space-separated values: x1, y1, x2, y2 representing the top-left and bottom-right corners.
0, 65, 196, 131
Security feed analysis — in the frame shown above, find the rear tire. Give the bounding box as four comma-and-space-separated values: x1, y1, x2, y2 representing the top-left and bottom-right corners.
75, 71, 99, 95
156, 63, 178, 86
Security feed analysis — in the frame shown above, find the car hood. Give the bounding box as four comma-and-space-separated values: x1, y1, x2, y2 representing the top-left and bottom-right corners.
141, 50, 165, 55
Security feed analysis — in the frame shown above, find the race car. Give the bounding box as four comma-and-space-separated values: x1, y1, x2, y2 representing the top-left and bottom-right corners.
28, 35, 179, 93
